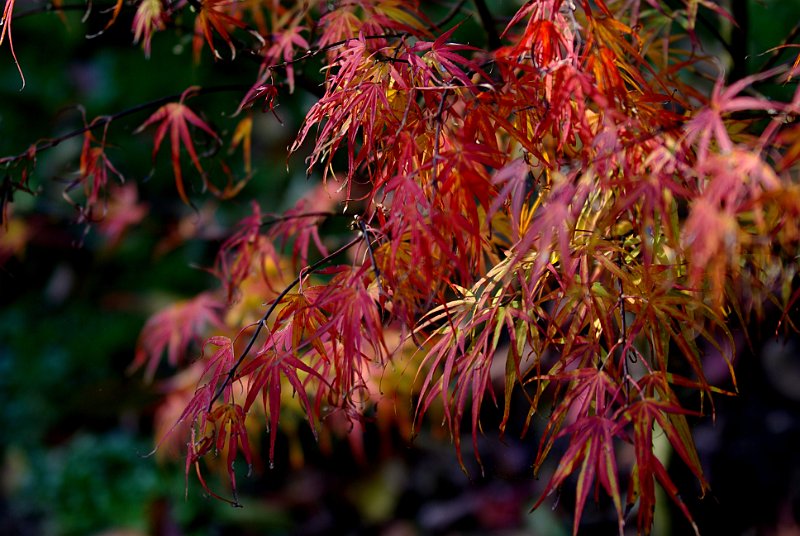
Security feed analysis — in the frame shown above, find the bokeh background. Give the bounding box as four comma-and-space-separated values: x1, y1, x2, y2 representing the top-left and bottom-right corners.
1, 1, 799, 534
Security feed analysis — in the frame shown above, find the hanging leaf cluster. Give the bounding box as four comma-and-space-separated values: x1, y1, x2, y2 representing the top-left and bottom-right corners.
2, 0, 799, 533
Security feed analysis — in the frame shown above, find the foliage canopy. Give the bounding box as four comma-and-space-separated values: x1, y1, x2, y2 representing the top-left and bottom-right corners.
2, 0, 799, 533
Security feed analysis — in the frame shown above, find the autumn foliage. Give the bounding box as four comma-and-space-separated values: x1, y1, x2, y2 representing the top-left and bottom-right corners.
2, 0, 800, 533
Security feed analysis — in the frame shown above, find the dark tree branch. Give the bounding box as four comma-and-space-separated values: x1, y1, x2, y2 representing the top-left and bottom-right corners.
358, 217, 384, 296
260, 211, 337, 227
434, 0, 469, 30
13, 1, 108, 20
730, 0, 749, 81
472, 0, 501, 50
0, 85, 248, 166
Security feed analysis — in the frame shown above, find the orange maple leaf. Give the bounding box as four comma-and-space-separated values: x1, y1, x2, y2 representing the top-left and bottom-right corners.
86, 0, 124, 38
64, 117, 124, 215
192, 0, 250, 61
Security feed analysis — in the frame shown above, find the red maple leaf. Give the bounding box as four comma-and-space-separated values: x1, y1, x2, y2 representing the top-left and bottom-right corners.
135, 87, 220, 205
62, 115, 125, 218
132, 292, 226, 381
261, 21, 309, 94
0, 0, 24, 87
533, 416, 624, 536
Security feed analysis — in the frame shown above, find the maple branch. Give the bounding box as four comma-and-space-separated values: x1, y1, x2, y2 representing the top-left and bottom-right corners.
260, 211, 338, 227
472, 0, 501, 50
0, 84, 248, 166
729, 0, 749, 81
434, 0, 469, 30
207, 233, 363, 412
12, 1, 118, 20
357, 217, 384, 295
759, 20, 800, 73
268, 33, 407, 70
431, 88, 450, 189
292, 71, 326, 99
262, 33, 409, 98
616, 275, 632, 401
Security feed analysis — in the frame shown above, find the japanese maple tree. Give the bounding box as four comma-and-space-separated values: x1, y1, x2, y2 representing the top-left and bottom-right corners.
2, 0, 799, 534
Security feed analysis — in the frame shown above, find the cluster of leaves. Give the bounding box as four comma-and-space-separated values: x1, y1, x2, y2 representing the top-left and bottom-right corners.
2, 0, 800, 533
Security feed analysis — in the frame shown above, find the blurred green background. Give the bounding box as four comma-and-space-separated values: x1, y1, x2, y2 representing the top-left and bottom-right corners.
1, 1, 799, 535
